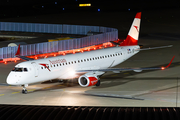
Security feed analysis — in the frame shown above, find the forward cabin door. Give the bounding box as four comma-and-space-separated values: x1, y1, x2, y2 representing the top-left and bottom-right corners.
31, 62, 39, 77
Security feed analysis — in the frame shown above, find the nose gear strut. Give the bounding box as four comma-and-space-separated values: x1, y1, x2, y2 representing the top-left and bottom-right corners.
22, 84, 28, 94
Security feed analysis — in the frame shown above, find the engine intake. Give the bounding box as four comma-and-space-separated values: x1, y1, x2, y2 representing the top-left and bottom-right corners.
78, 75, 98, 87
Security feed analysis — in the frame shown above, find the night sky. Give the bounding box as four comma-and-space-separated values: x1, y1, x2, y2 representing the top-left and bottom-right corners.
0, 0, 179, 18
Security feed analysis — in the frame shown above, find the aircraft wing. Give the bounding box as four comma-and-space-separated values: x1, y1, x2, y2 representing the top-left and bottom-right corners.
76, 56, 175, 73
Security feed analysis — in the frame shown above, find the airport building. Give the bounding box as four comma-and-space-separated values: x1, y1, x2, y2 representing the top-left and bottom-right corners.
0, 22, 118, 62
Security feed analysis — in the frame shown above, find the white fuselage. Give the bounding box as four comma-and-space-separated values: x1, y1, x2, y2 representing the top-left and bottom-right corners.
6, 45, 140, 85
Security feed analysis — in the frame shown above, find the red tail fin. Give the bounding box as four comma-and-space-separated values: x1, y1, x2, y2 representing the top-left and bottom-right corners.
120, 12, 141, 46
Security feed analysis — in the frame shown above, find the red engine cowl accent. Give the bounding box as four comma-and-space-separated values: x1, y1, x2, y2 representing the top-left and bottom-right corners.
78, 75, 98, 87
88, 77, 98, 86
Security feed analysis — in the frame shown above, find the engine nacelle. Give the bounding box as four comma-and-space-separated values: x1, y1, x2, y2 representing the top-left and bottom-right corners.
78, 75, 98, 87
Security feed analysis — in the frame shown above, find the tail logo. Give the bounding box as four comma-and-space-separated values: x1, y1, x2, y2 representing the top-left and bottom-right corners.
134, 26, 139, 32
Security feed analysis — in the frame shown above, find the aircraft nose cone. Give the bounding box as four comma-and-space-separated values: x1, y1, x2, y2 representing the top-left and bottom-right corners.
6, 73, 16, 85
6, 74, 12, 84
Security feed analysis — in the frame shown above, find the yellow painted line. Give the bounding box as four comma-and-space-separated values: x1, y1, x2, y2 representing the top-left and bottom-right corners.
12, 91, 20, 94
43, 87, 51, 89
124, 73, 129, 75
28, 89, 35, 92
0, 94, 4, 96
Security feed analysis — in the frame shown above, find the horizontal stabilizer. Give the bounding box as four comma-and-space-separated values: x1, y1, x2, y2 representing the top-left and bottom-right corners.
135, 45, 173, 51
15, 44, 34, 61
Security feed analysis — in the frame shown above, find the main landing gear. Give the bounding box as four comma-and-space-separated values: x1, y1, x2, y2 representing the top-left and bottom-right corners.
22, 84, 28, 94
96, 80, 101, 86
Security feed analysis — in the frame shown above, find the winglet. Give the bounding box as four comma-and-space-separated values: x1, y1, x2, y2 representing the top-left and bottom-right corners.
161, 56, 175, 70
15, 45, 20, 56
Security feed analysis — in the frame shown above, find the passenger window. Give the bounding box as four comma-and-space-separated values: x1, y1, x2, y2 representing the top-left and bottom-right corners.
81, 60, 83, 62
69, 62, 70, 64
57, 64, 58, 66
84, 59, 86, 62
41, 67, 43, 69
54, 65, 56, 67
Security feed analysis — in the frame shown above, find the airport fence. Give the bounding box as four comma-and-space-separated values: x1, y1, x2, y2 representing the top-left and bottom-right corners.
0, 22, 118, 59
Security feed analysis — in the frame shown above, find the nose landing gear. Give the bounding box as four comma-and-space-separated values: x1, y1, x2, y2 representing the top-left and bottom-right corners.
22, 84, 28, 94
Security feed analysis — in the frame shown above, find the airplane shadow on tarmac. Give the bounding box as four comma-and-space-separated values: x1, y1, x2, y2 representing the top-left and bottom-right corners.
91, 61, 179, 89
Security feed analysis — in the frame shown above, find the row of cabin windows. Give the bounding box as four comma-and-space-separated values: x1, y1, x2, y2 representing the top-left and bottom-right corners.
41, 52, 122, 70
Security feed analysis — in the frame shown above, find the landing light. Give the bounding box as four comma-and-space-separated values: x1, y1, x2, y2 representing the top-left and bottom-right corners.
69, 70, 76, 77
4, 61, 7, 64
161, 67, 165, 70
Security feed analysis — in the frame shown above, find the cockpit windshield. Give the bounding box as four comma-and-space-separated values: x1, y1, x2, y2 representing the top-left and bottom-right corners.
12, 67, 28, 72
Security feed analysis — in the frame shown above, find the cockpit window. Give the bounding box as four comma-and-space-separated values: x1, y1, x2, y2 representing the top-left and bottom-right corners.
12, 67, 28, 72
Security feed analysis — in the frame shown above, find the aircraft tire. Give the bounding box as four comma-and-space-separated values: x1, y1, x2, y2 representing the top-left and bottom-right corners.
22, 90, 27, 94
96, 80, 100, 86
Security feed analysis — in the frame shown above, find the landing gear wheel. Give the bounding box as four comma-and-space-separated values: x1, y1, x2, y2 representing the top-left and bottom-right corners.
22, 84, 28, 94
22, 89, 27, 94
96, 80, 100, 86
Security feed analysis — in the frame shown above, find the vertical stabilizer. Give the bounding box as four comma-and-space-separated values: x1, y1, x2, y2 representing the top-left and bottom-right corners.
120, 12, 141, 46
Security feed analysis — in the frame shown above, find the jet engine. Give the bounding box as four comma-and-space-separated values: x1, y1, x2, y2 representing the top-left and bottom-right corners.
78, 75, 98, 87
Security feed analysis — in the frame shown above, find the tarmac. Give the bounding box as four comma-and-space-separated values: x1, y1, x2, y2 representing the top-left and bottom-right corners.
0, 8, 180, 107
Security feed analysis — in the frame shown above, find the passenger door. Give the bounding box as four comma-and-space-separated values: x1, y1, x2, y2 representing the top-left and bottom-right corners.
31, 62, 39, 77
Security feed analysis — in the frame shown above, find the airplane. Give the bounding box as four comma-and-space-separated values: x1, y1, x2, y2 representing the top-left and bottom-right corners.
6, 12, 174, 94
